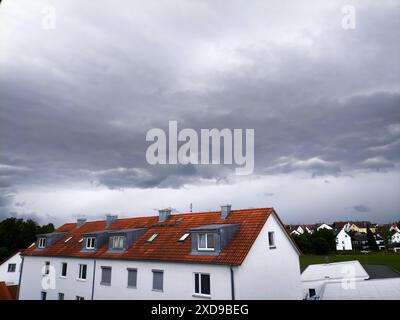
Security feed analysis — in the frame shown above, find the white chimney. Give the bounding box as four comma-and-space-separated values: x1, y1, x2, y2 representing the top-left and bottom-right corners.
158, 208, 172, 222
106, 214, 118, 228
221, 204, 232, 219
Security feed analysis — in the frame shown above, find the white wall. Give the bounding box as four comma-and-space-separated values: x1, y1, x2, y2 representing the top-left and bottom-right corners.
19, 255, 232, 300
233, 213, 302, 300
19, 256, 95, 300
0, 252, 22, 285
336, 230, 352, 251
93, 259, 231, 300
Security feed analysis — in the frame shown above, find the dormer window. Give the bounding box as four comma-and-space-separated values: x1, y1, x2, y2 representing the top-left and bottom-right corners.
38, 237, 47, 248
198, 233, 215, 251
178, 233, 190, 242
86, 237, 96, 250
110, 236, 125, 250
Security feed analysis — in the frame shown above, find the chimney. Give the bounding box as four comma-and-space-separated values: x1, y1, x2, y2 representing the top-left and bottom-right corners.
158, 208, 172, 222
106, 214, 118, 228
76, 218, 87, 228
221, 204, 232, 219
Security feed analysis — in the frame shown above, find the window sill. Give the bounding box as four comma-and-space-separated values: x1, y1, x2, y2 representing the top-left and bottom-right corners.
192, 294, 211, 299
152, 289, 164, 293
77, 278, 87, 282
197, 248, 215, 252
60, 276, 66, 279
100, 282, 111, 286
127, 286, 137, 289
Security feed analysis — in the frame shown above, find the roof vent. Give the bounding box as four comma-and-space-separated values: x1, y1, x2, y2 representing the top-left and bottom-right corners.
76, 218, 87, 228
158, 208, 172, 222
106, 214, 118, 228
221, 204, 232, 219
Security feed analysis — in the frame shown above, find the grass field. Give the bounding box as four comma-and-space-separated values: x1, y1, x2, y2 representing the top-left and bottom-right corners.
300, 253, 400, 273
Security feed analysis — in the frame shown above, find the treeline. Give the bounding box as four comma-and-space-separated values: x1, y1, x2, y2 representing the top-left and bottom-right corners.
0, 217, 54, 262
292, 229, 336, 254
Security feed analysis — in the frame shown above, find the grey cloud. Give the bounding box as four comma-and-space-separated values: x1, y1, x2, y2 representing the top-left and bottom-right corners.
0, 1, 399, 223
347, 205, 372, 213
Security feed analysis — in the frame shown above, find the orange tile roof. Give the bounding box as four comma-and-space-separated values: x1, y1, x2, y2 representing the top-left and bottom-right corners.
0, 282, 15, 300
22, 208, 291, 265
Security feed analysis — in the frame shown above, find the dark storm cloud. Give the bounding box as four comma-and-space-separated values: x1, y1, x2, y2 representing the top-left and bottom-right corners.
0, 0, 399, 194
347, 205, 371, 213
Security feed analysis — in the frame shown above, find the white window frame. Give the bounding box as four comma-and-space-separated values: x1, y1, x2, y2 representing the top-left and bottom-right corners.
178, 233, 190, 242
7, 263, 16, 272
61, 262, 67, 278
193, 272, 211, 297
110, 236, 125, 249
85, 237, 96, 250
268, 231, 276, 249
38, 237, 47, 248
78, 264, 87, 281
147, 233, 159, 242
197, 233, 215, 251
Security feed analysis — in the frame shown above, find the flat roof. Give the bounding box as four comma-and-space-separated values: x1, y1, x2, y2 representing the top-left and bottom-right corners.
301, 260, 369, 282
320, 278, 400, 300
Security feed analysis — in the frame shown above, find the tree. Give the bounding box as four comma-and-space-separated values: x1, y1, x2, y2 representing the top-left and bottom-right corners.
311, 237, 330, 254
0, 217, 55, 261
366, 225, 378, 251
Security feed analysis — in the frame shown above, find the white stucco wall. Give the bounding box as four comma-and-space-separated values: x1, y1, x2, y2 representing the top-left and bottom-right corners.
233, 213, 302, 300
19, 256, 95, 300
0, 252, 22, 285
336, 230, 352, 251
19, 255, 232, 300
93, 259, 231, 300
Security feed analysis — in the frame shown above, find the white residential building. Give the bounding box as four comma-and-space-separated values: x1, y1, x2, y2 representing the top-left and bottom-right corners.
335, 229, 352, 251
19, 206, 302, 300
316, 223, 333, 231
391, 231, 400, 244
301, 261, 369, 299
0, 251, 22, 286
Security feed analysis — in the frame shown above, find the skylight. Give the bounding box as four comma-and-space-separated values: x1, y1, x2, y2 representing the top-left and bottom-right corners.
64, 236, 73, 243
178, 233, 190, 242
78, 238, 83, 243
147, 233, 159, 242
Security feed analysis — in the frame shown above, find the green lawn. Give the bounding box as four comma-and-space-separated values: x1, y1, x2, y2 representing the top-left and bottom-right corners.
300, 252, 400, 273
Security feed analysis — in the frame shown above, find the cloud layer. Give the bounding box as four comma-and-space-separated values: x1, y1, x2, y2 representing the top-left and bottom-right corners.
0, 0, 399, 224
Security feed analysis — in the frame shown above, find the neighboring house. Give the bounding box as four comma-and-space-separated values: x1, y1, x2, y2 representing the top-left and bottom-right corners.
335, 229, 352, 251
19, 206, 303, 300
352, 233, 369, 250
348, 222, 377, 234
374, 234, 385, 250
320, 278, 400, 300
289, 225, 313, 236
301, 261, 369, 299
0, 251, 22, 286
316, 224, 333, 232
391, 231, 400, 244
389, 224, 400, 233
333, 221, 351, 233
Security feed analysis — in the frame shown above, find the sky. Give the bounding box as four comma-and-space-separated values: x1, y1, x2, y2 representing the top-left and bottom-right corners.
0, 0, 399, 226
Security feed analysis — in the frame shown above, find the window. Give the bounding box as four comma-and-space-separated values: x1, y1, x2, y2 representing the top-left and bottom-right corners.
309, 288, 316, 297
152, 270, 164, 291
76, 296, 85, 300
38, 237, 47, 248
101, 266, 112, 285
178, 233, 190, 242
44, 261, 50, 275
61, 262, 67, 277
198, 233, 215, 251
268, 231, 276, 248
64, 236, 72, 243
58, 292, 64, 300
147, 233, 159, 242
78, 238, 83, 243
85, 237, 96, 249
41, 291, 47, 300
7, 263, 16, 272
110, 236, 125, 249
194, 273, 211, 296
127, 268, 137, 288
78, 264, 87, 280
